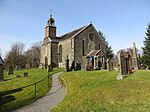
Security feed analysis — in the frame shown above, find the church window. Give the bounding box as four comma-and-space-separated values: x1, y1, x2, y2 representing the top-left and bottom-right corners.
82, 40, 85, 56
99, 44, 101, 49
89, 33, 94, 42
59, 45, 62, 63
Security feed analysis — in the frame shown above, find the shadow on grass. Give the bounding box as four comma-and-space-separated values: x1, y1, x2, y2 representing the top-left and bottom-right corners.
2, 95, 16, 104
4, 77, 16, 82
2, 88, 23, 96
45, 79, 63, 96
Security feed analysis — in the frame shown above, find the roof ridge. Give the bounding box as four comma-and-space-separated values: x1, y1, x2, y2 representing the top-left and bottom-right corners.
58, 24, 92, 41
71, 24, 91, 39
59, 25, 87, 38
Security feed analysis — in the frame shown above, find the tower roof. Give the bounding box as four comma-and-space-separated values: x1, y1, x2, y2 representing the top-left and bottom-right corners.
47, 15, 55, 26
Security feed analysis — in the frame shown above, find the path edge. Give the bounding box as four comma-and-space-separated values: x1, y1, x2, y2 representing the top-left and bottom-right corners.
51, 72, 67, 111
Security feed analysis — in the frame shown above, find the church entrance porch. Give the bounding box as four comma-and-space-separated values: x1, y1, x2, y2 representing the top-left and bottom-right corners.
85, 50, 103, 70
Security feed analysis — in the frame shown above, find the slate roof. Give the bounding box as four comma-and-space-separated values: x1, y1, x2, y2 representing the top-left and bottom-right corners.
0, 57, 4, 65
58, 24, 92, 41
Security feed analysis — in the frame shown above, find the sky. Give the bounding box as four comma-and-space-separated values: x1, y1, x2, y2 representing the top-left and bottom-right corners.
0, 0, 150, 58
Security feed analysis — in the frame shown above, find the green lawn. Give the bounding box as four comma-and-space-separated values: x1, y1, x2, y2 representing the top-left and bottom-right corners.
52, 70, 150, 112
0, 68, 63, 111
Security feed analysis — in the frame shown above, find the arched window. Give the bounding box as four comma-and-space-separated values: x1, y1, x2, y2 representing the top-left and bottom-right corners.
82, 40, 85, 56
99, 44, 101, 49
89, 33, 94, 42
59, 45, 62, 63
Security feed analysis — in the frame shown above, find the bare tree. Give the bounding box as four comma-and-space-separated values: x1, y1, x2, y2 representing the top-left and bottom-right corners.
5, 42, 26, 68
26, 41, 42, 67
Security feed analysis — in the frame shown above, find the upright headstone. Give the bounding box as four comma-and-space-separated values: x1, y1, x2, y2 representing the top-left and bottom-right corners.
15, 65, 21, 70
107, 58, 111, 71
26, 63, 30, 69
117, 50, 127, 80
32, 58, 37, 67
24, 72, 28, 77
8, 66, 14, 75
0, 57, 4, 81
65, 55, 69, 72
39, 63, 44, 69
125, 53, 132, 74
70, 60, 75, 71
110, 61, 114, 70
47, 65, 52, 72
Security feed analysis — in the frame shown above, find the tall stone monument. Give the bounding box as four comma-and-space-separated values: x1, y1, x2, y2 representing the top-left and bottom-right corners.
132, 42, 139, 70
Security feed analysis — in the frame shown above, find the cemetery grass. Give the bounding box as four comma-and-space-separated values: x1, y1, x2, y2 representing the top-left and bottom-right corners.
0, 68, 63, 111
52, 70, 150, 112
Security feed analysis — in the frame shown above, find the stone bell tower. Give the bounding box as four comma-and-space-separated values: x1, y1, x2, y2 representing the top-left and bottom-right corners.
45, 15, 57, 38
41, 15, 58, 68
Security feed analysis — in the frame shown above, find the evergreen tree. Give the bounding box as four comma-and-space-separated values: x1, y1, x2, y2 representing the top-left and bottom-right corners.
142, 23, 150, 68
99, 31, 114, 59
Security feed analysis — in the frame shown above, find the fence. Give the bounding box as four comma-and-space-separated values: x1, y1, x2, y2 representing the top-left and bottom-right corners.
0, 72, 52, 112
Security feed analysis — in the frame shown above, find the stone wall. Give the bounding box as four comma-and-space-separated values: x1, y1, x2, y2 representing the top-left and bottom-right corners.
51, 42, 58, 67
40, 41, 51, 67
59, 39, 72, 68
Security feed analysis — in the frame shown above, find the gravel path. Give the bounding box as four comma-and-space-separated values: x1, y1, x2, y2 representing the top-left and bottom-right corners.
14, 72, 65, 112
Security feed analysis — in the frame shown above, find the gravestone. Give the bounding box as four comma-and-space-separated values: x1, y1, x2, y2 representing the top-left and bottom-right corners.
65, 55, 69, 72
76, 63, 81, 70
8, 66, 14, 75
32, 58, 37, 67
117, 50, 127, 80
110, 61, 114, 70
26, 63, 30, 69
107, 59, 111, 71
132, 42, 139, 70
15, 65, 21, 70
16, 74, 21, 78
39, 63, 44, 69
24, 72, 28, 77
107, 59, 114, 71
125, 52, 132, 74
47, 65, 52, 72
0, 57, 4, 81
70, 60, 75, 71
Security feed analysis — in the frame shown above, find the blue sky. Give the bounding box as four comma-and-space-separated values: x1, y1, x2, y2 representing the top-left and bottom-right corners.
0, 0, 150, 58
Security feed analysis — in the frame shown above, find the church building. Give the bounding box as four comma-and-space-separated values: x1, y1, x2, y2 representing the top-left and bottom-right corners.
40, 15, 107, 70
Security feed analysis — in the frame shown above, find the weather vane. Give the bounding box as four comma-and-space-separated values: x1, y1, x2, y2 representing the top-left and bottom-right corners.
50, 9, 53, 17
